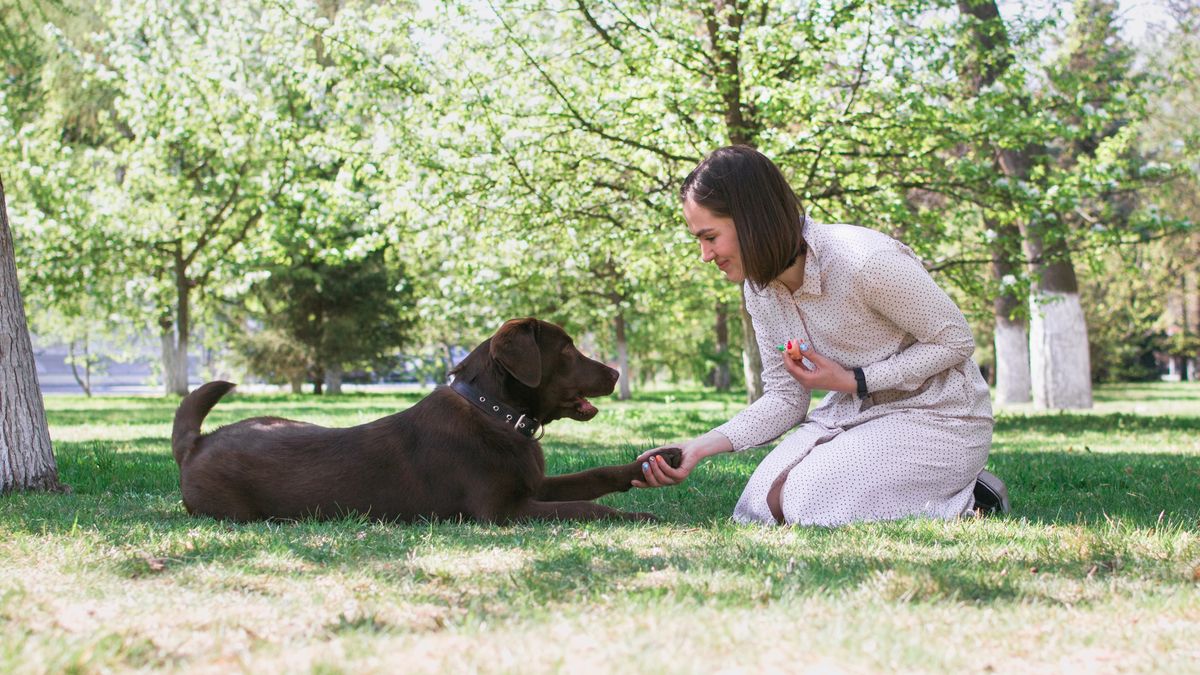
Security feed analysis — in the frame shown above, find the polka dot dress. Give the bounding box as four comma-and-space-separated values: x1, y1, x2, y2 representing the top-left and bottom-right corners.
717, 220, 993, 527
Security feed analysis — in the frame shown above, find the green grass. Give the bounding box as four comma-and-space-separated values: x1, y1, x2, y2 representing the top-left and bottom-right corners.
3, 383, 1199, 673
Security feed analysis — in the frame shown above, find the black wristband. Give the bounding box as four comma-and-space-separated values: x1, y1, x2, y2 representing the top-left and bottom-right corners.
852, 367, 868, 399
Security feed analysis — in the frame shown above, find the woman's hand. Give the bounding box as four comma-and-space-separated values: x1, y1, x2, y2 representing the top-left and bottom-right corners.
782, 341, 857, 393
632, 445, 699, 488
631, 431, 733, 488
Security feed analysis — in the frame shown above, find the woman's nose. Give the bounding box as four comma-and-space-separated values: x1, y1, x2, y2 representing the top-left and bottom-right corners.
699, 243, 714, 262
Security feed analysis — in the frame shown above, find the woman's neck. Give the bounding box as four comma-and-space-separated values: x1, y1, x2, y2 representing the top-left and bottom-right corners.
776, 256, 805, 294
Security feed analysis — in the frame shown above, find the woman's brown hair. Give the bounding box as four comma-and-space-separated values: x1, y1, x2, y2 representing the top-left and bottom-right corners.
680, 145, 807, 289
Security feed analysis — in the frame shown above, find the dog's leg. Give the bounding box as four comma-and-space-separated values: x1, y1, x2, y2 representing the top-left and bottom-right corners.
537, 448, 683, 501
510, 499, 655, 522
537, 467, 634, 501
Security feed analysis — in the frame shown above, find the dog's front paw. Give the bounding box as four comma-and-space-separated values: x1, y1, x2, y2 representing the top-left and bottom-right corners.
645, 447, 683, 469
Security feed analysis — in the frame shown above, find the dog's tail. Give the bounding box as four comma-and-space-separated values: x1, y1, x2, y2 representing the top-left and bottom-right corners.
171, 381, 236, 465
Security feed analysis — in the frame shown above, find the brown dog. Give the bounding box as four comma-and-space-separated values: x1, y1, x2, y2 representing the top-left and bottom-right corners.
171, 318, 680, 522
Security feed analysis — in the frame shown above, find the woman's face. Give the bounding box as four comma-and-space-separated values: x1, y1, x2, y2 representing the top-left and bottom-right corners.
683, 198, 743, 282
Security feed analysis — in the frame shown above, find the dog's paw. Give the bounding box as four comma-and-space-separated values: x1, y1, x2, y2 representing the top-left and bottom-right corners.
645, 447, 683, 469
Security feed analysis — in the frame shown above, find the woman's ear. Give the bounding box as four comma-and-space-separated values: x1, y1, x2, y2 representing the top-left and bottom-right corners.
489, 318, 542, 387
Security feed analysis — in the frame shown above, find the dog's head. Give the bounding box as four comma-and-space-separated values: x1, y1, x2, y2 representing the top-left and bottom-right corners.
454, 318, 618, 424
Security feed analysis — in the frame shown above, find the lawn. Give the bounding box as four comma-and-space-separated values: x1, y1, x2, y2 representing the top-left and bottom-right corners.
2, 383, 1198, 673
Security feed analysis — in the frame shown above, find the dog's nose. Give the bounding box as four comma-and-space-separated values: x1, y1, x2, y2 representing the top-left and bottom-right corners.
606, 366, 619, 383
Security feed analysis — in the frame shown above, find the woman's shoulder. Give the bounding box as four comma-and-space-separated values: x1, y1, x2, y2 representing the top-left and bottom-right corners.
807, 221, 906, 265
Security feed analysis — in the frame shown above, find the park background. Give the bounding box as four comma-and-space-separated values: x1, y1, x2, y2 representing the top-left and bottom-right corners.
1, 0, 1197, 404
2, 0, 1200, 673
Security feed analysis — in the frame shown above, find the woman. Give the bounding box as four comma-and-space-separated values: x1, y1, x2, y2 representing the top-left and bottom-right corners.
635, 146, 1008, 526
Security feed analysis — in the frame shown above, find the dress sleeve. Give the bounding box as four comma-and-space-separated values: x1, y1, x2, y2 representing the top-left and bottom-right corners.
856, 246, 976, 393
713, 290, 812, 451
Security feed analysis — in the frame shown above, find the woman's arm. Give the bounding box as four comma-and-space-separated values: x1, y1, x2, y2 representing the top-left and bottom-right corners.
855, 247, 976, 393
631, 430, 733, 488
709, 290, 812, 450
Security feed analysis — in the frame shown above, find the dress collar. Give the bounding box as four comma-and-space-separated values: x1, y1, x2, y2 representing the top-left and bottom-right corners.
797, 216, 822, 296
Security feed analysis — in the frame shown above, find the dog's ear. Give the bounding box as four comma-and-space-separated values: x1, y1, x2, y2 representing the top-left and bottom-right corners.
490, 318, 542, 387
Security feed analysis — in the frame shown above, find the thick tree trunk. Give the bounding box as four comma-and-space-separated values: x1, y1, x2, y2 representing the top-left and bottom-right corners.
998, 149, 1092, 409
991, 221, 1031, 405
159, 321, 189, 395
959, 0, 1091, 409
957, 2, 1032, 405
993, 314, 1030, 404
289, 376, 304, 394
326, 363, 343, 395
740, 286, 763, 403
0, 176, 64, 494
158, 264, 191, 397
614, 311, 631, 400
713, 302, 731, 391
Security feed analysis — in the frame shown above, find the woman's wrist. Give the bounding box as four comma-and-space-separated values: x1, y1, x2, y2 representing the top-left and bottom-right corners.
685, 431, 734, 459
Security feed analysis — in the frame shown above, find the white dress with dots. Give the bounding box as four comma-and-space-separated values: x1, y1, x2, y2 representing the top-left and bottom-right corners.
717, 220, 993, 527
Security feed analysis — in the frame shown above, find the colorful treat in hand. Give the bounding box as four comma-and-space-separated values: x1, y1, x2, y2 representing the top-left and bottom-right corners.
776, 340, 804, 360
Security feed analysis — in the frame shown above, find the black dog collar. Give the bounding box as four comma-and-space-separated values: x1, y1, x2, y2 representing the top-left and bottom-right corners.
450, 378, 541, 438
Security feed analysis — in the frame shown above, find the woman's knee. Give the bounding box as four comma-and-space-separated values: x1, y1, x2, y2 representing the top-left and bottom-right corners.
778, 468, 827, 525
778, 460, 877, 526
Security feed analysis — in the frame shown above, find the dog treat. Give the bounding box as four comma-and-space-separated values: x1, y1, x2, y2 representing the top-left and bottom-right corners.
777, 340, 803, 360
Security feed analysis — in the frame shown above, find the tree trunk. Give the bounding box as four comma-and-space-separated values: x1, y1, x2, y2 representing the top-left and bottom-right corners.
958, 0, 1091, 409
1026, 262, 1092, 408
991, 221, 1031, 404
1184, 247, 1198, 381
169, 247, 191, 396
956, 2, 1033, 405
614, 310, 631, 400
993, 312, 1030, 404
326, 363, 343, 395
68, 339, 92, 397
0, 175, 64, 494
713, 302, 731, 391
998, 149, 1092, 409
705, 0, 764, 404
289, 376, 304, 394
740, 286, 763, 403
159, 315, 177, 396
442, 342, 455, 383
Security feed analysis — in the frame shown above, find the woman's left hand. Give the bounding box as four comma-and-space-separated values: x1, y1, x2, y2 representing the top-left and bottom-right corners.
782, 342, 857, 393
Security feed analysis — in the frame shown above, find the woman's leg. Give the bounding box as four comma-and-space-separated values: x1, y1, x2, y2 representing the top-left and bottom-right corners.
766, 470, 790, 524
778, 414, 989, 526
732, 423, 840, 525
